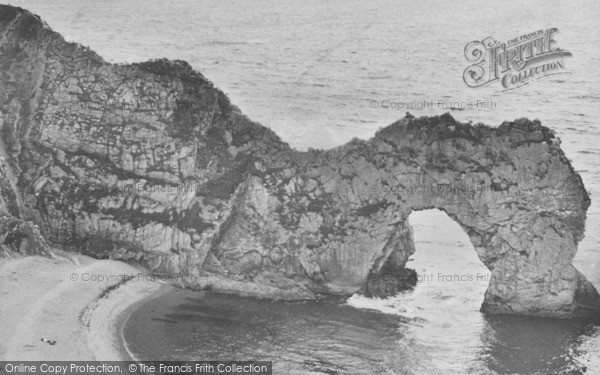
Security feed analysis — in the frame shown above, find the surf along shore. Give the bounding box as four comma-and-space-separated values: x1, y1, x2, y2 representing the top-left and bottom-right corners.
0, 252, 171, 360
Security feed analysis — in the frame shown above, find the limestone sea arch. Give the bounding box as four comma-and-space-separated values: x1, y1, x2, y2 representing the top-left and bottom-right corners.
0, 5, 598, 318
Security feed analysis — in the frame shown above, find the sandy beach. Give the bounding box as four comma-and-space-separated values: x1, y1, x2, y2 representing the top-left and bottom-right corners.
0, 253, 169, 360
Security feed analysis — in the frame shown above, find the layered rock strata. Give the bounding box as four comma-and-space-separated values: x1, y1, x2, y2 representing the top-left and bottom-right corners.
0, 5, 598, 317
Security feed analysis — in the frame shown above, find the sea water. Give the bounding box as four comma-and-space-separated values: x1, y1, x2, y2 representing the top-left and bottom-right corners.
7, 1, 600, 373
123, 210, 600, 374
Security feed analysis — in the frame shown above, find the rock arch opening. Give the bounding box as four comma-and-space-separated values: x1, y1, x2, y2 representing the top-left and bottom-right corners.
363, 208, 491, 313
404, 209, 490, 312
0, 6, 598, 319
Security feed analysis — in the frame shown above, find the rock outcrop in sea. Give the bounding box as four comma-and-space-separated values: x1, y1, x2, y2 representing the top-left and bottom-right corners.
0, 5, 598, 318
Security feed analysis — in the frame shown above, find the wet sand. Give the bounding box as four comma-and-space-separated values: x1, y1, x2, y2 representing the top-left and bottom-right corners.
0, 253, 169, 360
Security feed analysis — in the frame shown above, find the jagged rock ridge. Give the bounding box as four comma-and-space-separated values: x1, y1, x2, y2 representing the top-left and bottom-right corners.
0, 5, 598, 318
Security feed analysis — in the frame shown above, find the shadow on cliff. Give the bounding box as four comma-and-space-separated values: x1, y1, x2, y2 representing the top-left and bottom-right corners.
0, 5, 599, 319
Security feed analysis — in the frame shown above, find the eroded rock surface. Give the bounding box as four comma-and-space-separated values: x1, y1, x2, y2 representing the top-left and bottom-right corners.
0, 5, 598, 317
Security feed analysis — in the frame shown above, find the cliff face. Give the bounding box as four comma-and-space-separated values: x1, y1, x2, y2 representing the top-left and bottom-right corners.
1, 5, 598, 318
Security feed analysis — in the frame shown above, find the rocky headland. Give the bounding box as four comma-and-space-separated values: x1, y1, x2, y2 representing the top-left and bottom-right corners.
0, 5, 598, 318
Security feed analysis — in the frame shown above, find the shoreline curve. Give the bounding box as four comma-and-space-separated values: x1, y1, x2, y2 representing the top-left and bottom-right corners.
0, 253, 171, 360
83, 276, 171, 361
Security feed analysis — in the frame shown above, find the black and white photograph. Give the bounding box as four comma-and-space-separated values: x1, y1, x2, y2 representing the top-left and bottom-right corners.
0, 1, 599, 374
